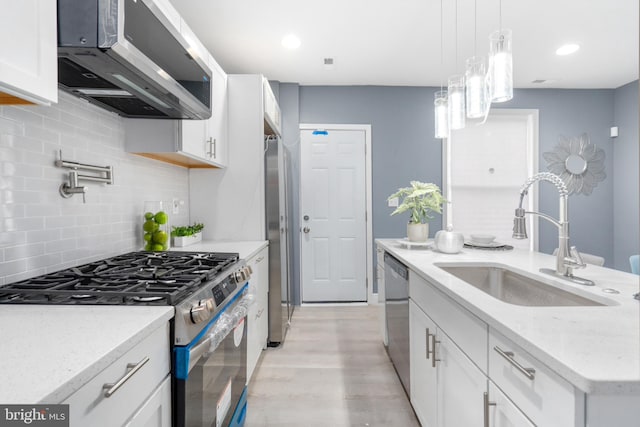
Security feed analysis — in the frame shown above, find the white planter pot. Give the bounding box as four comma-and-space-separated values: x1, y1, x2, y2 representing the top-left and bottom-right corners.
172, 232, 202, 247
407, 223, 429, 242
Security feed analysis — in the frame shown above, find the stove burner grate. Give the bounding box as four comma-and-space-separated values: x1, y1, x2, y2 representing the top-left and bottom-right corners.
0, 251, 239, 306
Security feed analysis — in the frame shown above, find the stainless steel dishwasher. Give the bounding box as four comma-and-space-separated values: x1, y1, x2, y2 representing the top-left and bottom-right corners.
384, 252, 410, 396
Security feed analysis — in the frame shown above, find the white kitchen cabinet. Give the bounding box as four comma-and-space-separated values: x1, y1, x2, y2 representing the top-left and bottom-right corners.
410, 300, 485, 427
409, 269, 587, 427
263, 78, 281, 136
487, 381, 535, 427
489, 328, 584, 427
247, 246, 269, 383
123, 53, 228, 168
0, 0, 57, 105
62, 323, 171, 427
189, 74, 281, 241
409, 300, 437, 427
376, 245, 387, 345
124, 376, 171, 427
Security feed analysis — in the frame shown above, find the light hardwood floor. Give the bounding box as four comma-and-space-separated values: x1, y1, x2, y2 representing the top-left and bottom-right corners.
245, 305, 420, 427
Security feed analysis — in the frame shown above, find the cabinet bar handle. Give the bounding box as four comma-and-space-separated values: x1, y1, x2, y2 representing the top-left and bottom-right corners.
430, 334, 440, 368
102, 357, 150, 397
425, 328, 431, 359
494, 346, 536, 380
483, 392, 496, 427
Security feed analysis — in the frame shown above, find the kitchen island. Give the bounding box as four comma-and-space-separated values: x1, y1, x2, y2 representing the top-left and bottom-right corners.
377, 238, 640, 426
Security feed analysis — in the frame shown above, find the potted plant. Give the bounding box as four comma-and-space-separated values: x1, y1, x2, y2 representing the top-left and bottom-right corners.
388, 181, 444, 242
171, 223, 204, 247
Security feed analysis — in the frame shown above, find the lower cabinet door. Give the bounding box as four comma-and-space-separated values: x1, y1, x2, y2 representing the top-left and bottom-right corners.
409, 301, 437, 427
125, 376, 171, 427
488, 382, 535, 427
437, 330, 487, 427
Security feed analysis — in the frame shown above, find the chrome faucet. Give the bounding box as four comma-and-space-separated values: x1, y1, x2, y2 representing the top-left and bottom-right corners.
513, 172, 595, 286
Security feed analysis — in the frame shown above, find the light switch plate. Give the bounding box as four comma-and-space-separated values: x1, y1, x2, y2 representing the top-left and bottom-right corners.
388, 197, 399, 208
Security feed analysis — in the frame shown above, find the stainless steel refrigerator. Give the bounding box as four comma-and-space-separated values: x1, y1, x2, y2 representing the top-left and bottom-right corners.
264, 135, 293, 346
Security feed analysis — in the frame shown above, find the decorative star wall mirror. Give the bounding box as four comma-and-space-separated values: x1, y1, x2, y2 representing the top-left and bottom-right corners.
543, 133, 606, 195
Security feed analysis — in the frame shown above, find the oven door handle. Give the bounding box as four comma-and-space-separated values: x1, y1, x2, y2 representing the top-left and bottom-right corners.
188, 336, 214, 372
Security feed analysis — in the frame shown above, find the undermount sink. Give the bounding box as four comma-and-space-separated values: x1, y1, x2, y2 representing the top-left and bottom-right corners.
437, 264, 606, 307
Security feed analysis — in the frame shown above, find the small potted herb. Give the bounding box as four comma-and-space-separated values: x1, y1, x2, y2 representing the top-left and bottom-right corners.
171, 223, 204, 247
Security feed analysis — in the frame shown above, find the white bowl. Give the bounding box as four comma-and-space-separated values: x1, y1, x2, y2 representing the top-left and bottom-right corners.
470, 234, 496, 244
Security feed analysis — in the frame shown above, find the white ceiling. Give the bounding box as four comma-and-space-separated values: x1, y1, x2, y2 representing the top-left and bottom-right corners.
170, 0, 638, 89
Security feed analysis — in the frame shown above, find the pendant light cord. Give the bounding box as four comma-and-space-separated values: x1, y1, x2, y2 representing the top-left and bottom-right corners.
440, 0, 444, 90
474, 0, 477, 56
454, 0, 458, 70
499, 0, 503, 31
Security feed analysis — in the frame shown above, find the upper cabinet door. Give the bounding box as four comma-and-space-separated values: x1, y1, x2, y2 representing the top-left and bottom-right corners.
0, 0, 57, 105
207, 58, 228, 166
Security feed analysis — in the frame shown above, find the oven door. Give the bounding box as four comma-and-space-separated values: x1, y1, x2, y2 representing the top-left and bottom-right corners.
174, 292, 249, 427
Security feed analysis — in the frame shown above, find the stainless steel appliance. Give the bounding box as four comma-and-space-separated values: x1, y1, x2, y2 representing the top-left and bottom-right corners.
265, 135, 293, 346
57, 0, 212, 119
384, 252, 410, 396
0, 251, 252, 427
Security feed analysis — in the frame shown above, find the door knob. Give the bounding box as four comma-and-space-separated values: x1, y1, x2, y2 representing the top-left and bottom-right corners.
303, 227, 310, 233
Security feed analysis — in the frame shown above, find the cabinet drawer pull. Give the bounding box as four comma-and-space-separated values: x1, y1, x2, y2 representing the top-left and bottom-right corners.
425, 328, 431, 359
430, 334, 440, 368
494, 346, 536, 380
102, 357, 150, 397
256, 308, 264, 319
483, 392, 496, 427
255, 256, 264, 263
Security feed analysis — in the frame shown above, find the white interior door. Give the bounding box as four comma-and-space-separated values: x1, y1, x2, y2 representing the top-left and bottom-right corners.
300, 127, 367, 302
446, 109, 539, 250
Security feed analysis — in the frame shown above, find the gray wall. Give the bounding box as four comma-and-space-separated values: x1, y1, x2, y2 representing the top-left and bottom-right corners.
613, 81, 639, 271
499, 89, 616, 265
274, 82, 637, 302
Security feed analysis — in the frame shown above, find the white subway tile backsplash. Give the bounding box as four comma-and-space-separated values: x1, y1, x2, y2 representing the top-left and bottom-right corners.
0, 91, 191, 283
5, 243, 45, 261
3, 108, 43, 128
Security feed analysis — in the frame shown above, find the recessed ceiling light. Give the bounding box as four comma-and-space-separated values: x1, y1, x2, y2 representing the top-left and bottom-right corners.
556, 44, 580, 56
281, 34, 301, 49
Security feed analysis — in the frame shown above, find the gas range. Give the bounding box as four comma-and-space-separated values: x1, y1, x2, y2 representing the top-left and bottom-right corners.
0, 251, 252, 344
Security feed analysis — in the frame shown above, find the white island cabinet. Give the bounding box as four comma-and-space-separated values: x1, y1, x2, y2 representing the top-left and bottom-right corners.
0, 0, 57, 105
377, 239, 640, 427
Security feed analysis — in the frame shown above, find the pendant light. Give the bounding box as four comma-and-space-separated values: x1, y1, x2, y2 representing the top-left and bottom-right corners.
448, 75, 466, 130
488, 0, 513, 102
434, 90, 449, 138
465, 0, 490, 119
448, 0, 465, 130
434, 0, 449, 139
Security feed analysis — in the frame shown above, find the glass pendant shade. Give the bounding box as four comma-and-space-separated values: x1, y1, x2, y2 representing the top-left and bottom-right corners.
465, 56, 489, 118
448, 75, 466, 130
488, 29, 513, 103
434, 90, 449, 138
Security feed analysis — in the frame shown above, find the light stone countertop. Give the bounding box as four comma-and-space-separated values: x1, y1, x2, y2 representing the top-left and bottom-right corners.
0, 305, 174, 404
0, 242, 265, 405
377, 238, 640, 395
171, 240, 268, 260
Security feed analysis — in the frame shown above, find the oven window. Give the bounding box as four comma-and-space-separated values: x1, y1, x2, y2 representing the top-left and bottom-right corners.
177, 317, 247, 427
123, 0, 211, 108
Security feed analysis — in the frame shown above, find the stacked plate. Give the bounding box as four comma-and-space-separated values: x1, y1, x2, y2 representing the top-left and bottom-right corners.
464, 234, 512, 250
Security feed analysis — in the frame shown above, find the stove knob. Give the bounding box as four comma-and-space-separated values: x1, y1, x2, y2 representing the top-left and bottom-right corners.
189, 298, 215, 324
235, 270, 246, 283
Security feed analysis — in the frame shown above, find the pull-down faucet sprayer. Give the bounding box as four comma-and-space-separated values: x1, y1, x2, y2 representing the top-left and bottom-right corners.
513, 172, 595, 286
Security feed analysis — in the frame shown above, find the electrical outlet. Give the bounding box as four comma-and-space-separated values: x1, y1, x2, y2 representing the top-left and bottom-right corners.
172, 198, 180, 214
388, 197, 399, 208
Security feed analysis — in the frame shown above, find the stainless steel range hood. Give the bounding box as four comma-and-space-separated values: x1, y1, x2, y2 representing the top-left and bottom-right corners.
57, 0, 212, 119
